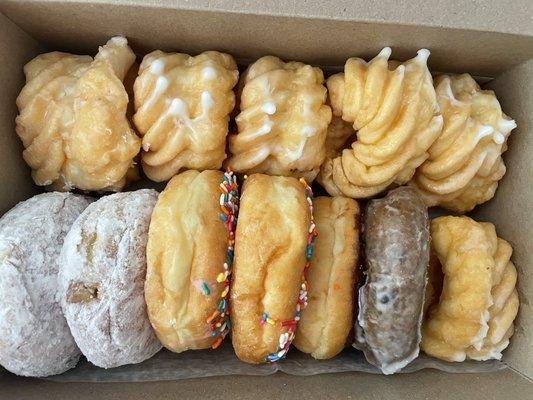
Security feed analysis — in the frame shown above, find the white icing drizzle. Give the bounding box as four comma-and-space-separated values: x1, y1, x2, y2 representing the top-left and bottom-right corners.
201, 66, 217, 80
162, 91, 213, 128
245, 120, 274, 141
141, 56, 215, 138
498, 118, 517, 134
301, 125, 317, 137
377, 46, 392, 60
493, 132, 505, 145
475, 124, 495, 142
142, 75, 169, 111
149, 58, 165, 75
414, 48, 431, 64
261, 102, 276, 115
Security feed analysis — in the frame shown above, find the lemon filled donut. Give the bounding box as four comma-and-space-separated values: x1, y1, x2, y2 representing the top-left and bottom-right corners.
16, 36, 140, 191
356, 187, 430, 374
145, 170, 238, 352
293, 196, 360, 359
318, 47, 443, 198
412, 74, 516, 212
133, 51, 239, 182
422, 216, 519, 362
230, 174, 316, 363
226, 56, 332, 181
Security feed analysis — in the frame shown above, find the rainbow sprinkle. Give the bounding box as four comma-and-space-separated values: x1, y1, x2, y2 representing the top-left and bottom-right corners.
263, 178, 317, 362
208, 168, 239, 349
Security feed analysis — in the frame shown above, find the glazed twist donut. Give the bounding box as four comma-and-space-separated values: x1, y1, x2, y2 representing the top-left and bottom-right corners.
16, 36, 141, 191
468, 223, 519, 360
133, 51, 238, 182
317, 48, 443, 198
411, 74, 516, 212
421, 216, 519, 362
226, 56, 332, 182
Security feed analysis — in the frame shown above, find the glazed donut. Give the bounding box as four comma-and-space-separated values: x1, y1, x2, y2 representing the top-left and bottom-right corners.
59, 189, 162, 368
0, 193, 91, 377
422, 217, 519, 361
231, 174, 315, 363
293, 196, 360, 359
16, 36, 141, 191
226, 56, 332, 181
133, 51, 238, 182
317, 48, 443, 198
356, 187, 430, 374
145, 170, 238, 352
412, 74, 516, 212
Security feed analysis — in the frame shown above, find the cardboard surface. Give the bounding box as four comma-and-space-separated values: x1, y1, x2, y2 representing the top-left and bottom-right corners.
0, 12, 41, 214
1, 1, 533, 77
3, 0, 533, 36
1, 368, 532, 400
0, 0, 532, 397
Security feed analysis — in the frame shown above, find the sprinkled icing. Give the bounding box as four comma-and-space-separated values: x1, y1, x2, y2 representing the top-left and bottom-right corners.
207, 169, 239, 349
263, 178, 317, 362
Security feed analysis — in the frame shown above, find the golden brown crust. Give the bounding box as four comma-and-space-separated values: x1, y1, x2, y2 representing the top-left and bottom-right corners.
293, 196, 360, 359
317, 48, 442, 198
16, 37, 140, 191
422, 218, 519, 361
133, 51, 238, 182
412, 74, 516, 213
226, 56, 332, 181
421, 216, 494, 362
230, 174, 310, 363
145, 170, 229, 352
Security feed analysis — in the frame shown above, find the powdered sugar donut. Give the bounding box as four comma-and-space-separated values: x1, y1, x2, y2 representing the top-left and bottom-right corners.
0, 192, 91, 377
59, 189, 162, 368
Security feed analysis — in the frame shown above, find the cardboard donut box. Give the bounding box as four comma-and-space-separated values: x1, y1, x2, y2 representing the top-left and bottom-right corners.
0, 0, 532, 398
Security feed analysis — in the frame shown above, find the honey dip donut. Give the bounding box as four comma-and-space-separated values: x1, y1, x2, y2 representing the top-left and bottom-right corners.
0, 193, 91, 377
230, 174, 316, 363
412, 74, 516, 212
317, 48, 443, 198
422, 216, 519, 362
226, 56, 332, 181
356, 187, 430, 374
293, 196, 360, 359
133, 51, 238, 182
15, 36, 140, 191
145, 170, 238, 352
59, 189, 161, 368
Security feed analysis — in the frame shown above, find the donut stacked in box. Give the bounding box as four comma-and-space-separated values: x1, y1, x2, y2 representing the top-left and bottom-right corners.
0, 37, 520, 377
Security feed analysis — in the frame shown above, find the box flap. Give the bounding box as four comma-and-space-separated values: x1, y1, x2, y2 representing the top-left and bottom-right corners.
4, 0, 533, 36
1, 1, 533, 77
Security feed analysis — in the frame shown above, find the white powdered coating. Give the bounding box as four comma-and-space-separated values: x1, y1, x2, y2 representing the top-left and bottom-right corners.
0, 192, 91, 377
59, 190, 162, 369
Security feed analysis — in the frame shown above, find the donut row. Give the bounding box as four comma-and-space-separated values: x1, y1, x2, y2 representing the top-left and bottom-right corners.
16, 37, 516, 212
0, 171, 519, 377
